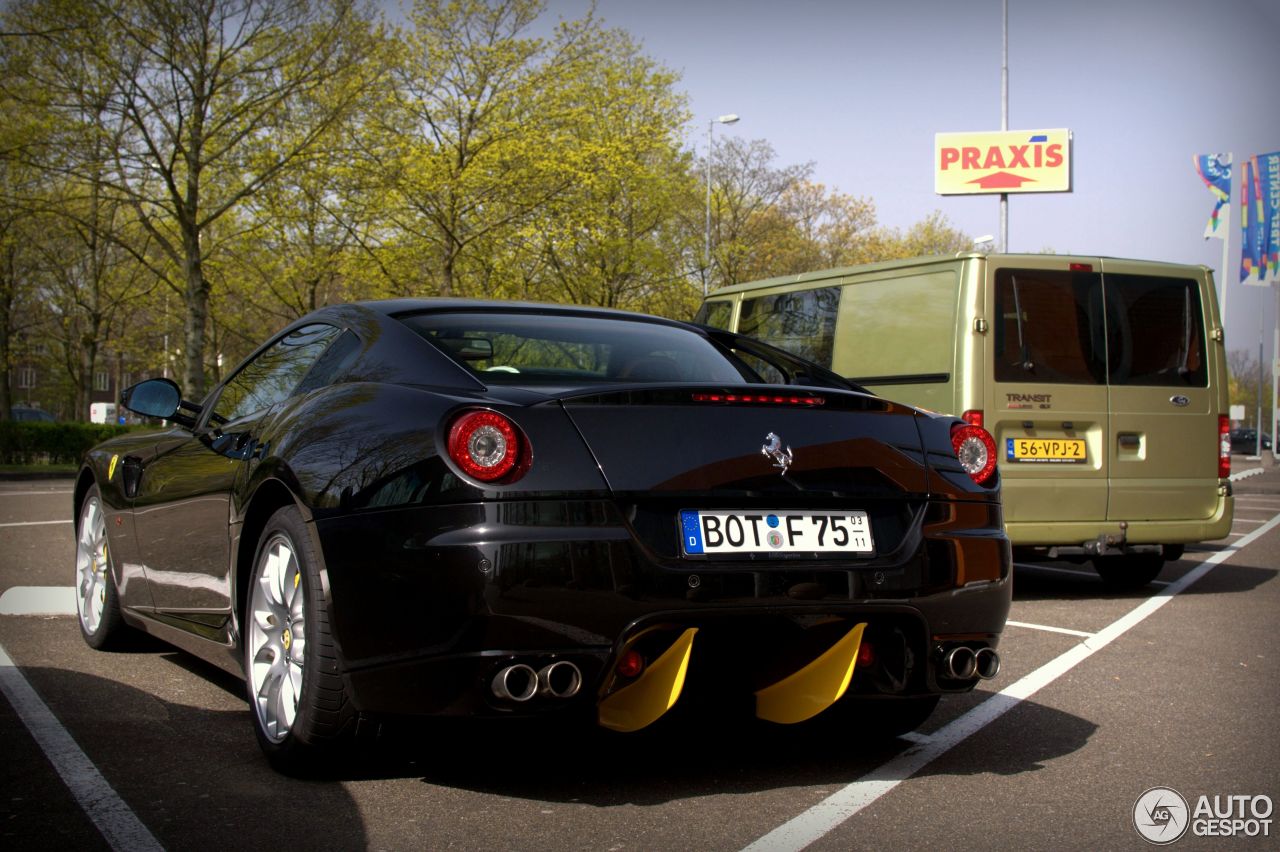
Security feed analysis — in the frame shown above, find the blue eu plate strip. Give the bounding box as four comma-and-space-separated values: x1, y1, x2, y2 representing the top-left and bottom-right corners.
680, 510, 703, 554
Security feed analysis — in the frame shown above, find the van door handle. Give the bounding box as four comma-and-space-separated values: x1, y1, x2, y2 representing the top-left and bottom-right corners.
1117, 434, 1142, 449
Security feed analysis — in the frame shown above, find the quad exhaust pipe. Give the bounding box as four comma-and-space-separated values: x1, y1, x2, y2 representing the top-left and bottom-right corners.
975, 647, 1000, 680
491, 660, 583, 702
941, 646, 1000, 681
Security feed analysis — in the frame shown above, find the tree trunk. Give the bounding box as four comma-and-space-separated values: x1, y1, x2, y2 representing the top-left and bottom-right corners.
184, 254, 208, 398
0, 244, 13, 422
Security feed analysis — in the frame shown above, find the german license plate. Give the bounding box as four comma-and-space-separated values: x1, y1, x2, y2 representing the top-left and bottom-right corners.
1006, 437, 1087, 463
679, 510, 873, 555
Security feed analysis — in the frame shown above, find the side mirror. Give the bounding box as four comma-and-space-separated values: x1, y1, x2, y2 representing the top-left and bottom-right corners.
121, 378, 182, 420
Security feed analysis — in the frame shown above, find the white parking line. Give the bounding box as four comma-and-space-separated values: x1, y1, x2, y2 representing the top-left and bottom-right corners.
0, 641, 164, 852
0, 520, 71, 528
1005, 620, 1094, 638
0, 490, 73, 497
0, 587, 76, 616
741, 511, 1280, 852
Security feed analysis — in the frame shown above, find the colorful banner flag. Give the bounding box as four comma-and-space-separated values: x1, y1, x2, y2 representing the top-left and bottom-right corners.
1241, 152, 1280, 286
1195, 153, 1232, 239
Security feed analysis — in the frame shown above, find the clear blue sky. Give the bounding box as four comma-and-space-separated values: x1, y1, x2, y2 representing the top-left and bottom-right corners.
543, 0, 1280, 358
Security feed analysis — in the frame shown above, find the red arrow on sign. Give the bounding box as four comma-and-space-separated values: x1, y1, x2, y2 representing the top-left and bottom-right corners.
968, 171, 1038, 189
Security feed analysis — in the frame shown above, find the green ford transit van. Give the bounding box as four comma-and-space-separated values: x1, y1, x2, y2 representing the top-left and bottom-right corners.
697, 253, 1233, 588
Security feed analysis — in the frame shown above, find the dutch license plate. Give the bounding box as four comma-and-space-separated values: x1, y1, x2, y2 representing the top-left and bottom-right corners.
679, 509, 874, 555
1006, 437, 1087, 463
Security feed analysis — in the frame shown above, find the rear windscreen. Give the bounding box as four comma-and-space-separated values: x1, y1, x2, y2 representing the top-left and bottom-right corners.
994, 269, 1206, 387
397, 311, 750, 386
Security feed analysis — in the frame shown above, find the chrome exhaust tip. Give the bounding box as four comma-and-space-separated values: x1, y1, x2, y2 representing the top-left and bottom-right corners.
942, 646, 978, 680
538, 660, 583, 699
975, 648, 1001, 680
491, 663, 539, 702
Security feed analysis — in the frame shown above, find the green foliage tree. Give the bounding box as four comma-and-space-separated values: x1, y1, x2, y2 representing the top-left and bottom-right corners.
379, 0, 626, 298
876, 210, 973, 258
1228, 347, 1275, 431
2, 0, 984, 413
4, 0, 385, 397
525, 28, 697, 315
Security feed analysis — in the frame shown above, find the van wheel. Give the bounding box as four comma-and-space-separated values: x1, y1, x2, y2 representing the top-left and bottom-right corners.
1092, 554, 1164, 590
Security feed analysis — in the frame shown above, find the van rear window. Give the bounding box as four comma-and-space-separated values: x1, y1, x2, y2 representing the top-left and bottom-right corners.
1105, 274, 1206, 387
738, 287, 839, 367
994, 269, 1207, 387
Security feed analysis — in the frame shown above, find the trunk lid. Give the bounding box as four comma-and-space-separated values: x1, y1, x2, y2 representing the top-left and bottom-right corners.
556, 387, 930, 561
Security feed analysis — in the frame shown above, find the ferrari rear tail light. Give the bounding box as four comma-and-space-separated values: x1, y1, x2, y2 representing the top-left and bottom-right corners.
951, 419, 998, 486
1219, 414, 1231, 479
447, 410, 526, 482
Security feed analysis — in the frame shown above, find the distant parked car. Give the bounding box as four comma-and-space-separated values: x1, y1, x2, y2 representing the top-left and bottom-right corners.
9, 405, 55, 422
1230, 428, 1271, 453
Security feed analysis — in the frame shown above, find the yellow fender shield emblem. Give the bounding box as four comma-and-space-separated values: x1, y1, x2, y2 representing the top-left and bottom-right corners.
108, 454, 119, 481
754, 622, 866, 724
597, 628, 697, 733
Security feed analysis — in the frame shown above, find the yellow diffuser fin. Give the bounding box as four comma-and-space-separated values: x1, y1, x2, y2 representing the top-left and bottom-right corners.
754, 622, 866, 724
597, 627, 698, 733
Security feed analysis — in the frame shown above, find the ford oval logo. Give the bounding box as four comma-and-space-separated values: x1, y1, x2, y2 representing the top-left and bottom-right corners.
1170, 395, 1190, 407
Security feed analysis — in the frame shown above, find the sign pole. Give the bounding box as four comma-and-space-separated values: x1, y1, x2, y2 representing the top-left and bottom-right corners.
1216, 155, 1231, 325
1000, 0, 1008, 251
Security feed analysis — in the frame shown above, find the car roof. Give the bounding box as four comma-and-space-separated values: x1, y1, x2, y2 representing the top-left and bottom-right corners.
346, 298, 698, 328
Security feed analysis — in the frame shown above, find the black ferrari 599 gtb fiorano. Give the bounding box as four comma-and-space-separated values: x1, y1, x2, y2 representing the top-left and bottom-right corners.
75, 300, 1010, 771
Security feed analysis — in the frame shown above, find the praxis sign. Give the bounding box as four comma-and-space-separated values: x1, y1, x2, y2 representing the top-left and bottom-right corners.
935, 129, 1072, 195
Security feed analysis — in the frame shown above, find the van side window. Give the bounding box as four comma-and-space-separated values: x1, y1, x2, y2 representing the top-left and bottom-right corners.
1104, 274, 1207, 387
695, 299, 733, 330
738, 287, 839, 368
994, 269, 1106, 384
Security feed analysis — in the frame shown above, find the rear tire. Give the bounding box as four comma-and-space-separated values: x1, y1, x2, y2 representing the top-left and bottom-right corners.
1092, 553, 1164, 590
75, 485, 128, 649
244, 505, 355, 773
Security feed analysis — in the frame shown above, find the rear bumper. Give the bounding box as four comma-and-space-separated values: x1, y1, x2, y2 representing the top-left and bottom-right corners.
1006, 491, 1234, 547
315, 497, 1011, 719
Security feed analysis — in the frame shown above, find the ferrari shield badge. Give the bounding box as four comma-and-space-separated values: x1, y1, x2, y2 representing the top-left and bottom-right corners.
761, 432, 793, 475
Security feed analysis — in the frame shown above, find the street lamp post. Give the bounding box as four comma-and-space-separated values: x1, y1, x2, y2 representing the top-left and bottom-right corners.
704, 113, 740, 296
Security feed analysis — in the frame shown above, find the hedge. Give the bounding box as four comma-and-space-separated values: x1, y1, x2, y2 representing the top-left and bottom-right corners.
0, 422, 137, 465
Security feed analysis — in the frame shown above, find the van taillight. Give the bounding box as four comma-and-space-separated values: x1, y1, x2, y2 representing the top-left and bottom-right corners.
1219, 415, 1231, 478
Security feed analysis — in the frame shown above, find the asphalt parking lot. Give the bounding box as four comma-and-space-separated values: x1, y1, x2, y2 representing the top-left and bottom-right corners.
2, 463, 1278, 851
